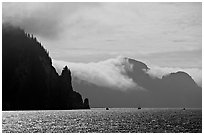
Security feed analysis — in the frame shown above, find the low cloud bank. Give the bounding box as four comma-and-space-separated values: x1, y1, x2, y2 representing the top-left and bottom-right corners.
53, 56, 140, 91
53, 57, 202, 90
146, 66, 202, 87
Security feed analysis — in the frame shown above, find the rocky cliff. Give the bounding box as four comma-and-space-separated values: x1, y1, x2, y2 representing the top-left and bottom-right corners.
2, 24, 90, 110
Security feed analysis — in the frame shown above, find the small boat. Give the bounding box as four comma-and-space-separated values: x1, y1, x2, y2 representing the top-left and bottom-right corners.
106, 107, 109, 110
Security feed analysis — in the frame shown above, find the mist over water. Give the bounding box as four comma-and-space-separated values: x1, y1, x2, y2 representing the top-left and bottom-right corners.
2, 108, 201, 133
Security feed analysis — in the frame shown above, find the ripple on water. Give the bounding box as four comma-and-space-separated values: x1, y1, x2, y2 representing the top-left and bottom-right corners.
2, 108, 202, 133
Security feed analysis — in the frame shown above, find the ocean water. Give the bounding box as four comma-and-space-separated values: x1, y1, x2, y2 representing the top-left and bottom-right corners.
2, 108, 202, 133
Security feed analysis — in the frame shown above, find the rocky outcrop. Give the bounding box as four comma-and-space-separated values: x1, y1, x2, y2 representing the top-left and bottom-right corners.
2, 24, 90, 110
83, 98, 90, 109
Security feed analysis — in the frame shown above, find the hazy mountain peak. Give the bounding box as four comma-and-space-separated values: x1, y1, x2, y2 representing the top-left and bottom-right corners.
125, 57, 149, 71
164, 71, 192, 78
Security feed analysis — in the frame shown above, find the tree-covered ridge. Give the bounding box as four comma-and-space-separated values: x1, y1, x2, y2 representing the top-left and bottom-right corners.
2, 24, 90, 110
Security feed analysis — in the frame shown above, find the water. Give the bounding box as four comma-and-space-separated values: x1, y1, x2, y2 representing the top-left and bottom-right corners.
2, 108, 202, 133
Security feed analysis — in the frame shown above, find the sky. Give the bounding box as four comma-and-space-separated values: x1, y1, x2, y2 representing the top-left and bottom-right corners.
2, 2, 202, 88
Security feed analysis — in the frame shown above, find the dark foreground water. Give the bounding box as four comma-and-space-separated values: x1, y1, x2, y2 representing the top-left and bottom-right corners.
2, 108, 202, 133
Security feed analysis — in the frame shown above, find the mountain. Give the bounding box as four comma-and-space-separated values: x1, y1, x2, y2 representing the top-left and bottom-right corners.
2, 24, 90, 110
72, 57, 201, 108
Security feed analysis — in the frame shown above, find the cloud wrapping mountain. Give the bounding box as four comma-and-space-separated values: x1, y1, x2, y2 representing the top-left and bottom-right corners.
53, 57, 202, 91
53, 57, 140, 91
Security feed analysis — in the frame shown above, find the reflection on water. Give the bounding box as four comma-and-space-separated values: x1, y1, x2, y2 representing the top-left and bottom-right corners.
2, 108, 202, 133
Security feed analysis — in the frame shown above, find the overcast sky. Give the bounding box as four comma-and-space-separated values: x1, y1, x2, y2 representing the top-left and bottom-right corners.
3, 2, 201, 69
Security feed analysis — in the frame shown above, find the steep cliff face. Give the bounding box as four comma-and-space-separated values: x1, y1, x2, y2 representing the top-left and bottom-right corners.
2, 24, 90, 110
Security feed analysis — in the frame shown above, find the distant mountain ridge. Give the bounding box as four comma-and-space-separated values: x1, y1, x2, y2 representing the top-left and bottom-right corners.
125, 57, 199, 88
2, 24, 90, 110
72, 57, 201, 108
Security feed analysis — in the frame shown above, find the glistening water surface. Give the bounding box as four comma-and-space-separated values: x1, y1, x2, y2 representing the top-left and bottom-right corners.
2, 108, 202, 133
